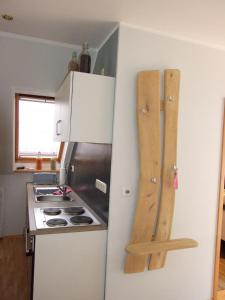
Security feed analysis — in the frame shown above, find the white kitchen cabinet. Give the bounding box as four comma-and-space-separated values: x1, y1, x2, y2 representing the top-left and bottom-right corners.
33, 230, 107, 300
54, 72, 115, 143
54, 73, 73, 141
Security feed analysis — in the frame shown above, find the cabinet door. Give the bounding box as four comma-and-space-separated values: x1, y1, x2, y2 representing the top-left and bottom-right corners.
33, 230, 107, 300
54, 73, 73, 141
70, 73, 115, 143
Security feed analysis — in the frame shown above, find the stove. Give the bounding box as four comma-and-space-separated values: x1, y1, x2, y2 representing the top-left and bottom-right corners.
34, 206, 100, 229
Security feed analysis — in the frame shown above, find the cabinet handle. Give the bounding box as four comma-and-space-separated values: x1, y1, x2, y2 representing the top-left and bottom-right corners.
56, 120, 62, 136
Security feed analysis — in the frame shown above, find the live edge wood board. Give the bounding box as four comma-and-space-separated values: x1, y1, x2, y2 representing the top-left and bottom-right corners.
124, 69, 198, 274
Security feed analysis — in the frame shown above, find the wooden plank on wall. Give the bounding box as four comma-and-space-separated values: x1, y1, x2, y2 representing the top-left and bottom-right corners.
126, 238, 197, 256
149, 69, 180, 270
124, 71, 161, 273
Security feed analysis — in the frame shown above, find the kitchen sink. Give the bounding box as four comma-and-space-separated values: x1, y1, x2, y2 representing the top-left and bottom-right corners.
34, 186, 60, 195
33, 186, 73, 202
35, 195, 71, 202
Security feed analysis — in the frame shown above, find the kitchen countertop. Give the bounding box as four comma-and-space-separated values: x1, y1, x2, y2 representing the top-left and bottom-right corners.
27, 183, 107, 235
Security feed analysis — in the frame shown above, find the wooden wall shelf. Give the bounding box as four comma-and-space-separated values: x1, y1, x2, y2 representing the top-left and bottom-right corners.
126, 239, 198, 256
124, 69, 198, 274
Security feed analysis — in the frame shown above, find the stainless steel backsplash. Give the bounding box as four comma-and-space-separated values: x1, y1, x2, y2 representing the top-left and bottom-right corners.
67, 142, 112, 224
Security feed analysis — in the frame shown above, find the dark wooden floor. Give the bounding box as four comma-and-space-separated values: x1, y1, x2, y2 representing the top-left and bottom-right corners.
0, 235, 31, 300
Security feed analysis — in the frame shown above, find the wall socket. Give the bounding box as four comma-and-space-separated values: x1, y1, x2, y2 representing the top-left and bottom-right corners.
95, 179, 107, 194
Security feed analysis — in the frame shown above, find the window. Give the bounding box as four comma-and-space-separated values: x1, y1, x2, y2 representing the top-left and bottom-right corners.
15, 93, 64, 162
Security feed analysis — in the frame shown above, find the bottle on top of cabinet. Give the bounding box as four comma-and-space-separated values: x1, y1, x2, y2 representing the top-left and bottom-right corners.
79, 42, 91, 73
68, 51, 79, 72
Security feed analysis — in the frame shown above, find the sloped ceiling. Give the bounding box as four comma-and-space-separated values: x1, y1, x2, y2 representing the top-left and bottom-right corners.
0, 0, 225, 48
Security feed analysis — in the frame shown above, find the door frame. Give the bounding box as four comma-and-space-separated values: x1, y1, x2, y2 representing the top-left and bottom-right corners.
213, 102, 225, 300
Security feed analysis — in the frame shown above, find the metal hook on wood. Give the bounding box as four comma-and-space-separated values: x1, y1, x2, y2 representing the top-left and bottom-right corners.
150, 177, 157, 184
166, 96, 174, 102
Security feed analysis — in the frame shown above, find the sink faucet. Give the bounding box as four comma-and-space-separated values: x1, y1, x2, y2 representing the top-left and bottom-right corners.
57, 185, 68, 199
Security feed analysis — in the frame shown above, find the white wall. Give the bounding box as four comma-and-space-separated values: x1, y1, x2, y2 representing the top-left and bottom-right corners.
105, 24, 225, 300
0, 33, 97, 235
0, 174, 32, 235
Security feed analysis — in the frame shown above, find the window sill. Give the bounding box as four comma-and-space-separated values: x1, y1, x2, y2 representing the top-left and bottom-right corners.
14, 160, 61, 173
14, 169, 60, 174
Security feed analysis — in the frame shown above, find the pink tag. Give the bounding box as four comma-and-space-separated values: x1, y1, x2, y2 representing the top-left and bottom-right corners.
174, 172, 178, 190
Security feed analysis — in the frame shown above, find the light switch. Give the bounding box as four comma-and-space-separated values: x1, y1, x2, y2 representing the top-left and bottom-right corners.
96, 179, 107, 194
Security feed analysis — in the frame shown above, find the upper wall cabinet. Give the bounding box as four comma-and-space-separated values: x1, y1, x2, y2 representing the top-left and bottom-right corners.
54, 72, 115, 143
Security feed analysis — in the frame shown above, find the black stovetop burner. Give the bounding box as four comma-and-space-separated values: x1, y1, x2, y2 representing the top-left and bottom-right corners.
43, 208, 61, 216
46, 218, 68, 227
63, 207, 85, 215
70, 216, 93, 225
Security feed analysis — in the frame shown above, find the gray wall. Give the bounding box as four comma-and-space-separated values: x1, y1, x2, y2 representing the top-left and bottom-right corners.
0, 33, 97, 235
0, 34, 97, 174
93, 29, 118, 77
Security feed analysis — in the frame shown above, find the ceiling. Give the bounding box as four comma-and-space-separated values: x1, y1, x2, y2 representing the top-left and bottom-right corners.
1, 0, 225, 49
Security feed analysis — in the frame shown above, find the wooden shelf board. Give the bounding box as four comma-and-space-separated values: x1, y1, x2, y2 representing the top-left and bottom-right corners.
126, 238, 198, 256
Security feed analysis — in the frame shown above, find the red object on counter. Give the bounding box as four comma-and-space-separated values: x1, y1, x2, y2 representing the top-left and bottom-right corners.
53, 187, 72, 195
